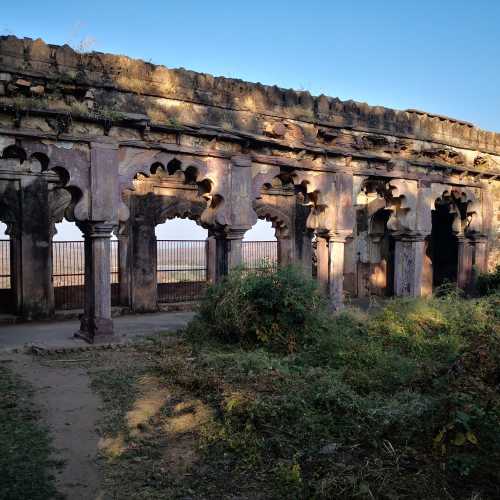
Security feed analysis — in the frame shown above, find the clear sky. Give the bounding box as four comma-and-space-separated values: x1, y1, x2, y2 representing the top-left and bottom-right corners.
1, 0, 499, 240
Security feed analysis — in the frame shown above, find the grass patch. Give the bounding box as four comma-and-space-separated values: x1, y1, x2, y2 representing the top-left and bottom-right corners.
0, 364, 61, 500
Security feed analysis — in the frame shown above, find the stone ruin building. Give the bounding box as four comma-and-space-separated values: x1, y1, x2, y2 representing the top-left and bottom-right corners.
0, 36, 498, 342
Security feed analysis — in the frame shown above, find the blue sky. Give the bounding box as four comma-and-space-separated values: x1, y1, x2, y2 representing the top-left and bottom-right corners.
1, 0, 499, 240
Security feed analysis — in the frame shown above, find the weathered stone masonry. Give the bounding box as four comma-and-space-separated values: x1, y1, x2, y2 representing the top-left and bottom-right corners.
0, 36, 498, 341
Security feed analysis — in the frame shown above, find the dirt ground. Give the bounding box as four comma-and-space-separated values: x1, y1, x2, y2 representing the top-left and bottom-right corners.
4, 353, 105, 500
1, 334, 208, 500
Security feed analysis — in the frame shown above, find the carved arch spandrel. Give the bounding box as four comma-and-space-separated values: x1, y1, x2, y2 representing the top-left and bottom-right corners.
1, 142, 88, 222
119, 149, 230, 230
429, 185, 481, 236
251, 164, 337, 233
254, 201, 292, 238
385, 179, 418, 234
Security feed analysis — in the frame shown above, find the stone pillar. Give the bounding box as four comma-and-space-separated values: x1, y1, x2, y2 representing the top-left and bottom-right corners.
206, 235, 217, 283
130, 219, 158, 312
393, 234, 427, 297
116, 225, 130, 307
468, 234, 489, 291
328, 234, 348, 309
8, 227, 22, 315
15, 177, 53, 319
276, 227, 293, 267
226, 229, 246, 270
295, 201, 313, 276
316, 235, 329, 294
296, 232, 313, 276
316, 232, 349, 307
421, 237, 433, 297
76, 222, 114, 342
209, 228, 247, 281
457, 235, 471, 290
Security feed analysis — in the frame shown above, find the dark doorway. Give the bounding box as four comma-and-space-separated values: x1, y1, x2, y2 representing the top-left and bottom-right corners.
430, 205, 458, 287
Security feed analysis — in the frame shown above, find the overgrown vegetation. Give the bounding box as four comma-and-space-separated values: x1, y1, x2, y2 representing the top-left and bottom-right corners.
0, 365, 61, 500
178, 266, 500, 498
477, 264, 500, 296
196, 266, 328, 352
84, 266, 500, 498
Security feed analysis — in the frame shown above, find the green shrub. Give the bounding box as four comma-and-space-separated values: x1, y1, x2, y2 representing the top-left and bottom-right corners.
477, 265, 500, 296
190, 265, 328, 353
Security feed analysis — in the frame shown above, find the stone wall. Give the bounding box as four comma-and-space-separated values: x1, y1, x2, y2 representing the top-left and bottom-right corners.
489, 182, 500, 271
1, 36, 500, 156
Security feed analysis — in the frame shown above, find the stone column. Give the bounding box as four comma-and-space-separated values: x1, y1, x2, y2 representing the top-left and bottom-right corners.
130, 219, 158, 312
316, 235, 329, 294
225, 228, 247, 271
468, 234, 489, 290
209, 228, 247, 281
116, 224, 130, 307
206, 235, 217, 283
8, 226, 22, 315
295, 201, 313, 276
327, 234, 349, 309
76, 222, 114, 342
457, 235, 471, 290
393, 234, 427, 297
276, 227, 293, 267
16, 177, 53, 319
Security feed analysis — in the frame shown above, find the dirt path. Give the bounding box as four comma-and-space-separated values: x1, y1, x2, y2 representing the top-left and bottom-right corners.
8, 353, 105, 500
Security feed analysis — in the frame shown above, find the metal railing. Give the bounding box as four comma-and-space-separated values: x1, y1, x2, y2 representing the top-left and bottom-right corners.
157, 240, 207, 303
52, 240, 85, 310
0, 239, 10, 289
52, 240, 120, 310
0, 238, 279, 310
242, 240, 278, 270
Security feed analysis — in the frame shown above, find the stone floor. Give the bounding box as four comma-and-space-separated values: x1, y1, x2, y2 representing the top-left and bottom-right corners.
0, 311, 195, 351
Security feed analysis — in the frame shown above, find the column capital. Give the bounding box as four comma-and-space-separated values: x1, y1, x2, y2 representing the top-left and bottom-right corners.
78, 222, 114, 238
231, 154, 252, 167
324, 230, 352, 243
213, 226, 249, 240
392, 231, 428, 243
465, 232, 489, 243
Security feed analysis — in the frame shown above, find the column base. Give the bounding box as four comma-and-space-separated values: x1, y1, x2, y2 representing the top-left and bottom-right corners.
75, 315, 115, 344
329, 298, 345, 312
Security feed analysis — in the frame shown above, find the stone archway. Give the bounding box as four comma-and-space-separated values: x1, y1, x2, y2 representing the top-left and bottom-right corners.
428, 188, 478, 290
430, 194, 459, 287
366, 208, 395, 297
254, 202, 292, 266
121, 157, 215, 312
0, 145, 83, 318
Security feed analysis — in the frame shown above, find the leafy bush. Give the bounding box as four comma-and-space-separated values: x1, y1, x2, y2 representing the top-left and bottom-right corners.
190, 265, 328, 352
477, 264, 500, 296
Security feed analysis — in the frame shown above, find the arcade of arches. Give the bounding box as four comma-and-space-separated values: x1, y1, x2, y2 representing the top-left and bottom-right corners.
0, 36, 498, 342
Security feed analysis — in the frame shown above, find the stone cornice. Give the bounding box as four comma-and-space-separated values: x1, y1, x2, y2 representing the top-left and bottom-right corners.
1, 36, 499, 155
0, 125, 496, 190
